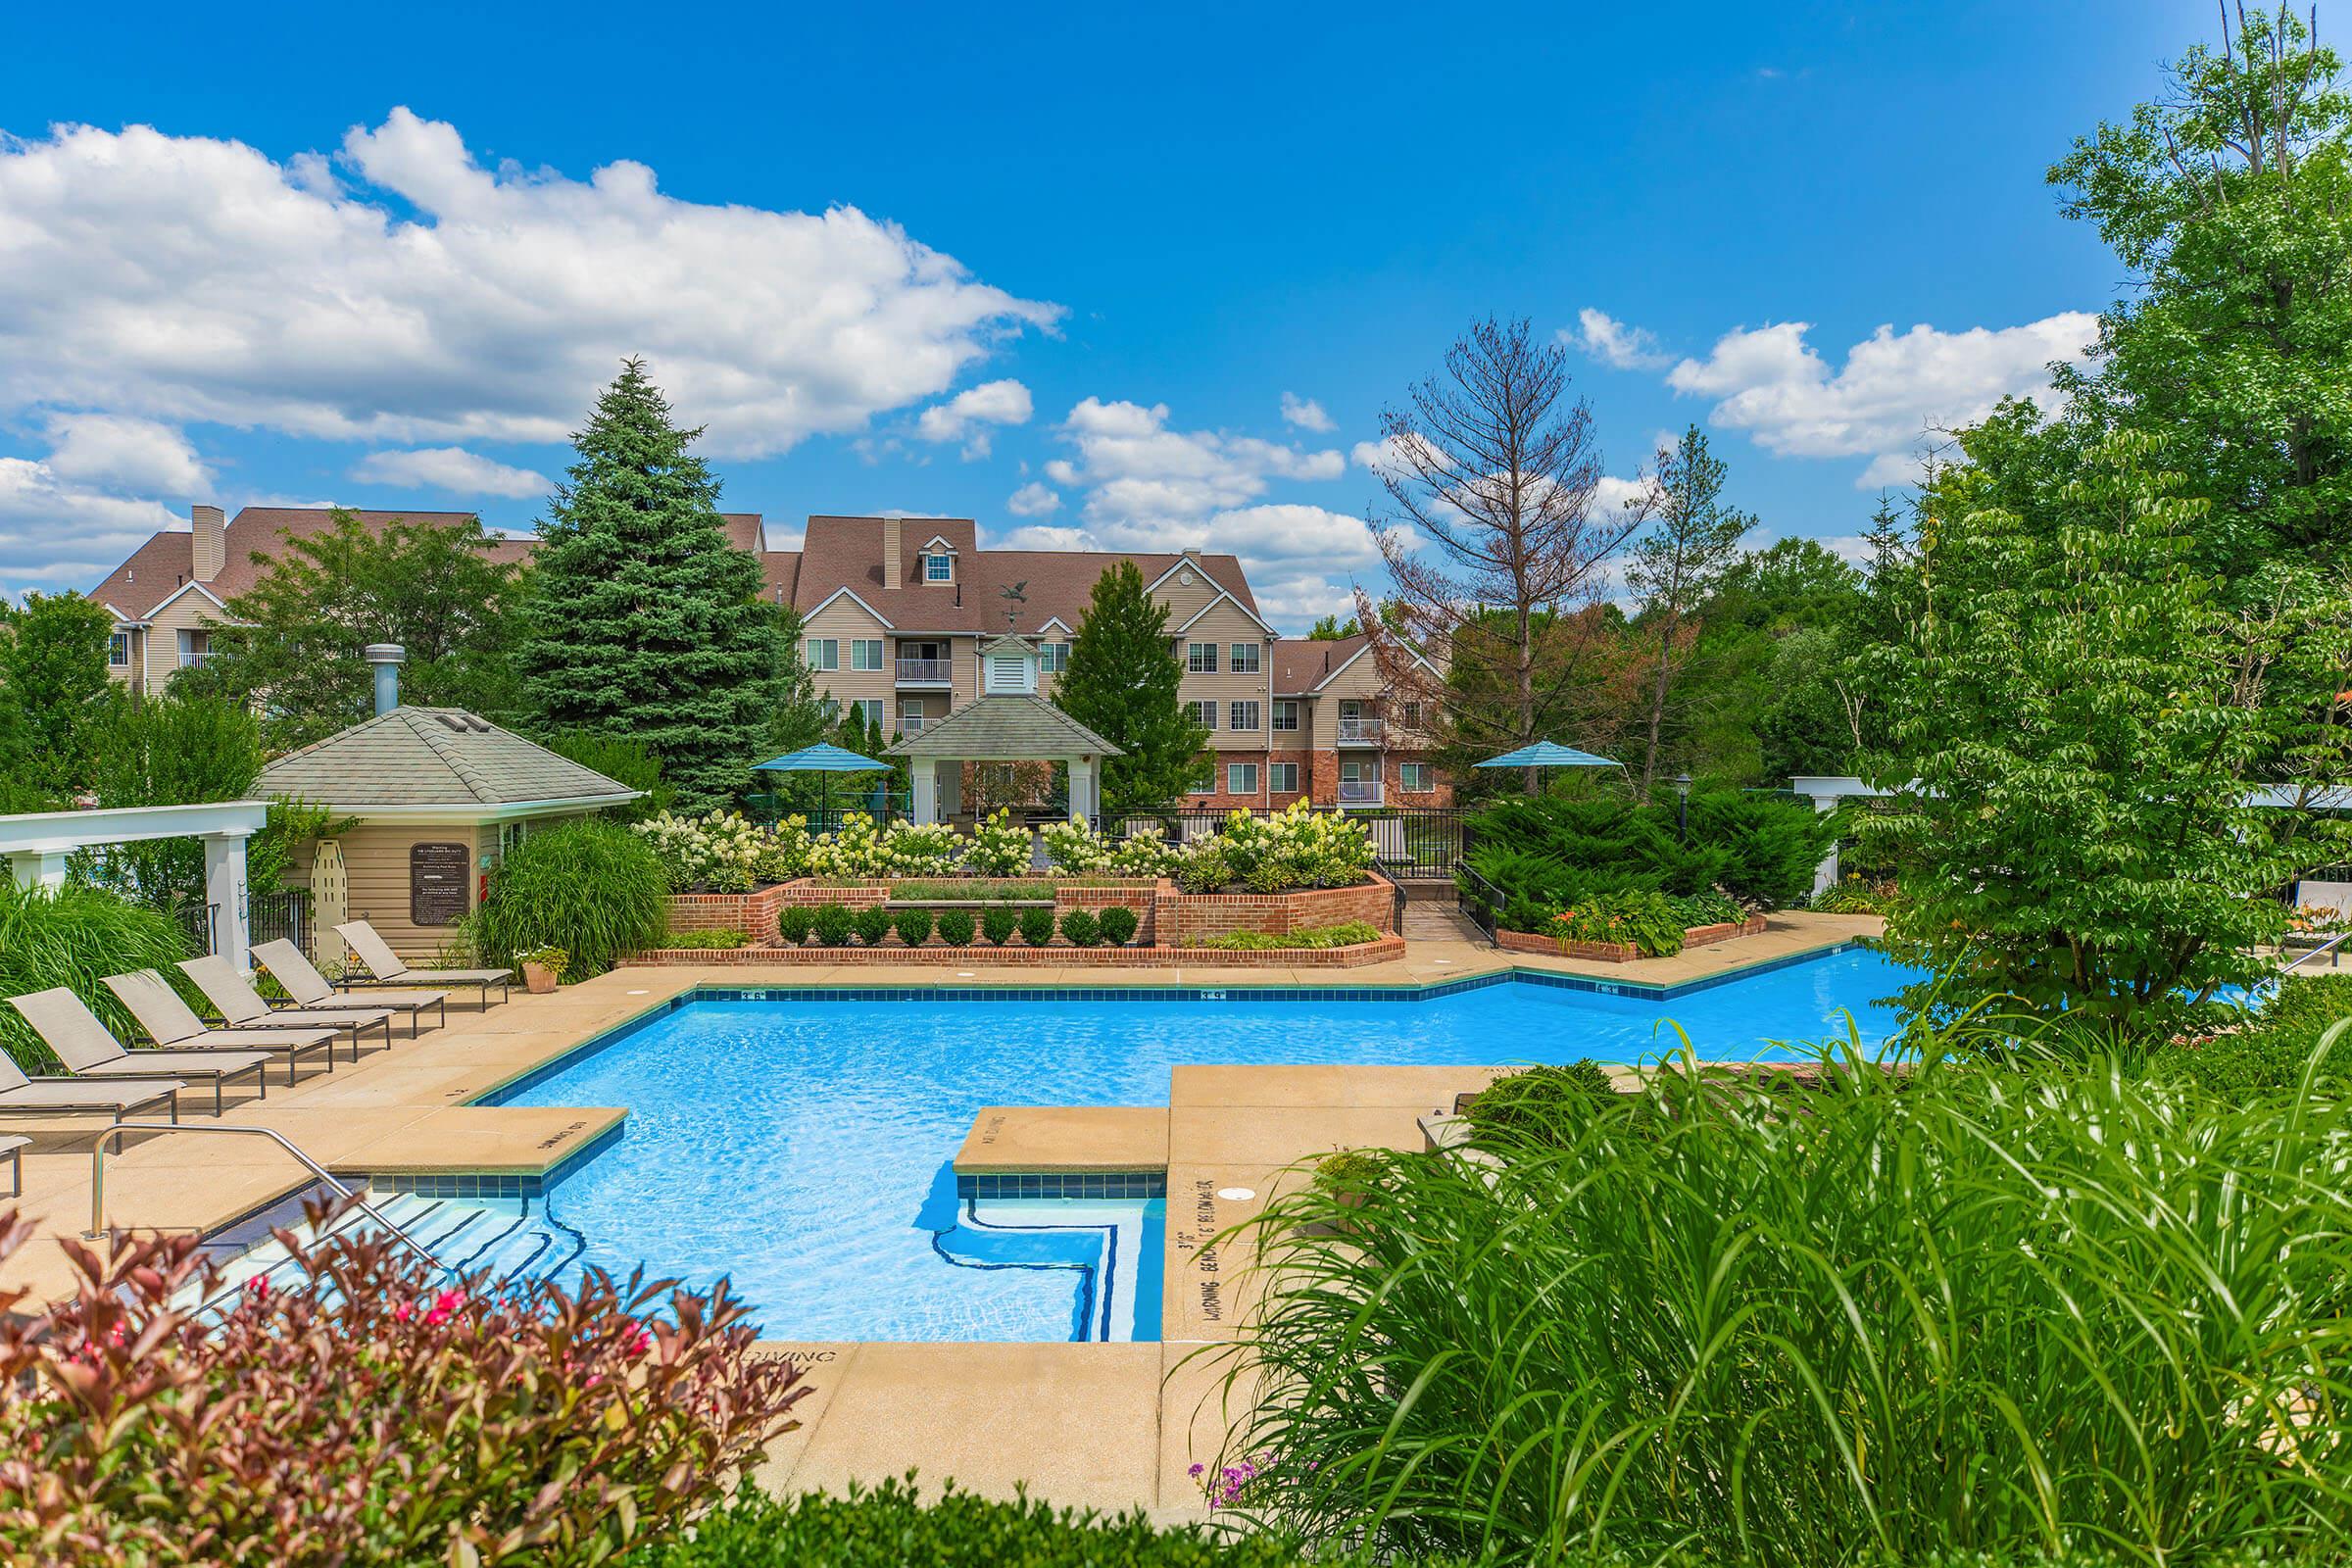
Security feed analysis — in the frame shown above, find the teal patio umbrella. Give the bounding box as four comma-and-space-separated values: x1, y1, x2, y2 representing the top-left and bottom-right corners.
752, 743, 891, 823
1474, 741, 1621, 770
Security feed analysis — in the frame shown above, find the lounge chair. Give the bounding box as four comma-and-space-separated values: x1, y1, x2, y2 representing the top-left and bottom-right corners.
0, 1134, 24, 1197
6, 989, 255, 1115
333, 921, 512, 1007
175, 955, 398, 1060
101, 969, 338, 1085
251, 940, 448, 1037
0, 1054, 180, 1125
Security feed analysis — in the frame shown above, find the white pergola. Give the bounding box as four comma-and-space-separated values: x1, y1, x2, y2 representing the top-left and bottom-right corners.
0, 800, 270, 971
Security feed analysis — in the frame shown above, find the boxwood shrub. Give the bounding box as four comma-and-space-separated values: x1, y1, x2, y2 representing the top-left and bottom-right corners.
810, 903, 855, 947
935, 908, 977, 948
1018, 907, 1057, 947
1058, 908, 1101, 947
853, 906, 895, 947
1097, 905, 1140, 946
982, 906, 1019, 946
893, 907, 935, 948
776, 906, 814, 946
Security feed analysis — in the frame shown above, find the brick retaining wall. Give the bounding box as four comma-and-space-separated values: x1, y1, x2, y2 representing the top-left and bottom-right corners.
621, 933, 1408, 969
1153, 870, 1396, 942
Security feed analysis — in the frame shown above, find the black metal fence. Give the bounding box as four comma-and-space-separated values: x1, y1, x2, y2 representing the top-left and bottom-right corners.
172, 891, 312, 957
1456, 860, 1504, 946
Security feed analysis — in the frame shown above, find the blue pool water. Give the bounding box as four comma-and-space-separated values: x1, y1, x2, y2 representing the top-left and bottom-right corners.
502, 949, 1907, 1342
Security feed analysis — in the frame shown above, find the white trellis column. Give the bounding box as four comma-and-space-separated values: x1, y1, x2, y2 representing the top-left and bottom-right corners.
203, 828, 254, 973
1068, 756, 1100, 827
910, 764, 939, 825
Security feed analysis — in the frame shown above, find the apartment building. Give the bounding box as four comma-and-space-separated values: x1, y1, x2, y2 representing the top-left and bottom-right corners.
87, 506, 1449, 808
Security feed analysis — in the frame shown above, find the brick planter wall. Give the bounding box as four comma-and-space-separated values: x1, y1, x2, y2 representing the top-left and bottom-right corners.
1153, 869, 1396, 943
1494, 913, 1769, 961
667, 883, 793, 940
620, 933, 1408, 969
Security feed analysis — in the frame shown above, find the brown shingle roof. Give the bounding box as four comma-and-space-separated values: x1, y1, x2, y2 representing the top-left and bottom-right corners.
256, 706, 638, 810
883, 695, 1122, 760
781, 514, 1260, 634
1272, 634, 1369, 695
90, 507, 766, 620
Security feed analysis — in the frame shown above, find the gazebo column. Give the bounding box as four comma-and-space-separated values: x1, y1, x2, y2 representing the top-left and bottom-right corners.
910, 763, 939, 825
4, 849, 72, 891
1069, 757, 1100, 828
936, 760, 963, 819
202, 828, 254, 972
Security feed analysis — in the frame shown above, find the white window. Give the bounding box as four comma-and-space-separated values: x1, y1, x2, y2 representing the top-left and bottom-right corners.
1187, 642, 1218, 673
849, 699, 884, 728
1271, 700, 1300, 733
1269, 760, 1300, 794
1230, 642, 1260, 674
1189, 699, 1217, 730
925, 553, 954, 582
851, 639, 886, 671
1400, 761, 1434, 792
1227, 762, 1258, 795
806, 638, 840, 672
107, 632, 128, 667
1039, 641, 1068, 673
1228, 700, 1259, 732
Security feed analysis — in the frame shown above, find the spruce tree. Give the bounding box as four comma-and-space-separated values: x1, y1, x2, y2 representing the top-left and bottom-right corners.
520, 360, 786, 811
1054, 562, 1207, 816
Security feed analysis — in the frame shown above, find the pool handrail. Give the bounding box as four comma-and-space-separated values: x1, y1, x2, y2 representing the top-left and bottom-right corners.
88, 1121, 447, 1272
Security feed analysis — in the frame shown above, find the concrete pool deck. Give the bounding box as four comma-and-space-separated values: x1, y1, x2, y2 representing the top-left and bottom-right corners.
0, 910, 1879, 1518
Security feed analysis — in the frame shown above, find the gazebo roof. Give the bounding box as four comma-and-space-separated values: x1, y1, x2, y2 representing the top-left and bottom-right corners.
257, 708, 639, 811
883, 696, 1123, 760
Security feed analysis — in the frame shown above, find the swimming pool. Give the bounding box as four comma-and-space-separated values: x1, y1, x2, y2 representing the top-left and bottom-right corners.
497, 948, 1907, 1343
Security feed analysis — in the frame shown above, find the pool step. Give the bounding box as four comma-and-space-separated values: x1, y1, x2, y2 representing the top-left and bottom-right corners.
933, 1198, 1163, 1343
180, 1192, 586, 1322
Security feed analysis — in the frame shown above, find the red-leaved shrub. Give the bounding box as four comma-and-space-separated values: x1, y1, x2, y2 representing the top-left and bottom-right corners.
0, 1199, 809, 1564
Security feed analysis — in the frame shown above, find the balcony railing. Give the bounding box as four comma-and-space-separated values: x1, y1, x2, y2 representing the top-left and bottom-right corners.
896, 658, 953, 683
1336, 717, 1383, 745
1337, 778, 1383, 805
896, 714, 929, 736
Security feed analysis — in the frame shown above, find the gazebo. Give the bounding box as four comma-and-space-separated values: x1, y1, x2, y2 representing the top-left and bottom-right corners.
885, 635, 1122, 825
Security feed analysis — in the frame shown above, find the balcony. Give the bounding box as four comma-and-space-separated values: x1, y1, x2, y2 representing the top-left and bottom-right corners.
1336, 717, 1383, 746
896, 657, 953, 686
896, 714, 929, 736
1337, 778, 1383, 806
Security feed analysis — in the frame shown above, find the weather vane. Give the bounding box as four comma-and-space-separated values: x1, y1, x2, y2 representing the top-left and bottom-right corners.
1000, 579, 1027, 631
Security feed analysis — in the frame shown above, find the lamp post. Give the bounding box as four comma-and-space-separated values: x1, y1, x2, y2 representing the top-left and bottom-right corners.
1675, 773, 1692, 839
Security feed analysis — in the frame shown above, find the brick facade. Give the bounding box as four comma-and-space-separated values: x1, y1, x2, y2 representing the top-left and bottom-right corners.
1152, 871, 1396, 943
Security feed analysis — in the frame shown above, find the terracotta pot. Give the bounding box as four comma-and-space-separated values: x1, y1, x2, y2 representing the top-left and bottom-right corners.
521, 960, 560, 995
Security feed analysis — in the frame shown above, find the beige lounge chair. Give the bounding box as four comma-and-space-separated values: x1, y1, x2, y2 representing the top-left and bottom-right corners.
101, 969, 337, 1085
252, 940, 448, 1037
176, 955, 398, 1060
7, 989, 255, 1115
0, 1053, 181, 1125
333, 921, 512, 1007
0, 1134, 24, 1197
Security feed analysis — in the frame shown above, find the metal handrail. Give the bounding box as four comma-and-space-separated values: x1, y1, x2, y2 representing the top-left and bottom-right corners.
88, 1122, 445, 1270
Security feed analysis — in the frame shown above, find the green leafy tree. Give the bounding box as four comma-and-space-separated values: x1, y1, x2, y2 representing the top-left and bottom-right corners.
1055, 562, 1207, 817
2049, 5, 2352, 571
540, 729, 671, 821
1861, 425, 2352, 1026
1627, 425, 1754, 797
1306, 612, 1359, 640
0, 591, 120, 802
185, 510, 529, 749
519, 360, 789, 812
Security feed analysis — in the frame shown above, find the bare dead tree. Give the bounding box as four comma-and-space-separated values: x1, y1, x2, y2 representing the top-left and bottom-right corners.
1354, 317, 1647, 791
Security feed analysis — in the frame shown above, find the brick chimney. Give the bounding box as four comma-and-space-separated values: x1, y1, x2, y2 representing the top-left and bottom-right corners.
190, 505, 226, 583
882, 515, 904, 590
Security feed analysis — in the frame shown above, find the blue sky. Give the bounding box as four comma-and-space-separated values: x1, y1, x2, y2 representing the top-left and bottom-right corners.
0, 0, 2219, 628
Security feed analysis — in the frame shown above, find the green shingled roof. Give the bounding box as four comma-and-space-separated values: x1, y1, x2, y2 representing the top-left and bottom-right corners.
256, 708, 640, 810
884, 696, 1123, 760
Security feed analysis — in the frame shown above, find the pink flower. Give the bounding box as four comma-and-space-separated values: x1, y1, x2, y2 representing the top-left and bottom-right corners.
1188, 1463, 1204, 1478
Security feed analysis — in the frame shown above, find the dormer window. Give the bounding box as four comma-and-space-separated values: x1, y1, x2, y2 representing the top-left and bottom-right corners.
924, 553, 953, 582
981, 636, 1038, 696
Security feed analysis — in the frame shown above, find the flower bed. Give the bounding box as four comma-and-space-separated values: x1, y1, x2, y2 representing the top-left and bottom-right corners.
1494, 914, 1768, 961
620, 932, 1408, 968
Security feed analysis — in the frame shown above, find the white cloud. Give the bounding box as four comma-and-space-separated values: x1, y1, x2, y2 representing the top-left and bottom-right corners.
1662, 313, 2099, 485
351, 445, 551, 499
1280, 392, 1335, 432
990, 523, 1092, 551
1571, 308, 1669, 370
1005, 480, 1062, 517
0, 112, 1058, 463
915, 378, 1034, 459
40, 414, 210, 494
0, 459, 182, 596
1055, 397, 1344, 527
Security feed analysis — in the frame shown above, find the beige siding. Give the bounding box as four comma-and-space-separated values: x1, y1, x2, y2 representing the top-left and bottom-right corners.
1148, 562, 1225, 624
139, 589, 231, 696
1308, 650, 1388, 748
333, 824, 482, 962
804, 597, 892, 720
1171, 601, 1274, 756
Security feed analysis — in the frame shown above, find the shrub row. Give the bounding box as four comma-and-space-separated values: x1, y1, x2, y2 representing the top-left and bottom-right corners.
774, 902, 1143, 948
1180, 921, 1386, 952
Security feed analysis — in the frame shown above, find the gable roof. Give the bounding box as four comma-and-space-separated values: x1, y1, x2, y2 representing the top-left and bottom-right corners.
883, 695, 1122, 760
256, 707, 639, 812
1273, 635, 1369, 695
89, 507, 765, 620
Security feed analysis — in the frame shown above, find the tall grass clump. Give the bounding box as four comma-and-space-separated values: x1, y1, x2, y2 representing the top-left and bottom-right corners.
1207, 1032, 2352, 1566
0, 881, 190, 1071
466, 818, 666, 978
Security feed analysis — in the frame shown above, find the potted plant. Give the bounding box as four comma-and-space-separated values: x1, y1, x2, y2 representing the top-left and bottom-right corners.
519, 945, 569, 994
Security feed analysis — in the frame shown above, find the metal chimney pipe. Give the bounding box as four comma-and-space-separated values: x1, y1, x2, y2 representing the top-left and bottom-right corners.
364, 644, 406, 716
